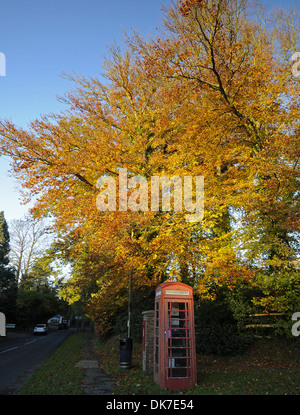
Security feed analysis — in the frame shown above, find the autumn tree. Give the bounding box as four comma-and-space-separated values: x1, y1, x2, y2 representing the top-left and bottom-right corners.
130, 0, 300, 306
0, 0, 299, 333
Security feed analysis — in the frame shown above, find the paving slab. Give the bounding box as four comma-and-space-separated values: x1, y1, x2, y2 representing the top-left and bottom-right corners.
75, 360, 98, 369
78, 334, 114, 395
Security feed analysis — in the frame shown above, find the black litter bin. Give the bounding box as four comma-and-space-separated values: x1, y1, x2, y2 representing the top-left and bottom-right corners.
119, 337, 132, 369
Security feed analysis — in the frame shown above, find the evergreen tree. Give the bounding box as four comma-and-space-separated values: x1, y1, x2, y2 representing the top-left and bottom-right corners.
0, 211, 10, 265
0, 211, 17, 321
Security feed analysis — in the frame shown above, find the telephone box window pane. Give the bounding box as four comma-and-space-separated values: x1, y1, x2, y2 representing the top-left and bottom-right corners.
171, 319, 180, 328
171, 320, 185, 328
175, 358, 187, 367
172, 368, 187, 377
171, 329, 184, 339
168, 358, 175, 367
172, 338, 186, 347
172, 349, 187, 359
168, 357, 188, 367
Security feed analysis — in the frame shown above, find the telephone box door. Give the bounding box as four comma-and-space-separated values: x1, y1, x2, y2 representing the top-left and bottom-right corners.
154, 282, 197, 390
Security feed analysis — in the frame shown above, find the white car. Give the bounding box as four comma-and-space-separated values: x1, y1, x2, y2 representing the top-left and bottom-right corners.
33, 324, 48, 335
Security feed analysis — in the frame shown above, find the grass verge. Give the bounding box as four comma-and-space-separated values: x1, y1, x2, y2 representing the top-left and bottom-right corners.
94, 335, 300, 395
20, 333, 85, 395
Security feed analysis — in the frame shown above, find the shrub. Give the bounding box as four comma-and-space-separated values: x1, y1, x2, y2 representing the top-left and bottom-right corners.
195, 299, 251, 355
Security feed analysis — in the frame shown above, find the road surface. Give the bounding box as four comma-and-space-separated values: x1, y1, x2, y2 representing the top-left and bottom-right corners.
0, 329, 71, 394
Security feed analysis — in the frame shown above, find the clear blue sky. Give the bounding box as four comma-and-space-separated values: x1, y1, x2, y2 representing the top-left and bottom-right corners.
0, 0, 298, 221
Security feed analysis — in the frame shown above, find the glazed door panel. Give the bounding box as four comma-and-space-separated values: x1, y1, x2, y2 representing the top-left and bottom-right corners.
166, 301, 191, 379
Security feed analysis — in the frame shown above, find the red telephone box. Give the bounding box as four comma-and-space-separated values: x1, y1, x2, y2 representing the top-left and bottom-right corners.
154, 282, 197, 390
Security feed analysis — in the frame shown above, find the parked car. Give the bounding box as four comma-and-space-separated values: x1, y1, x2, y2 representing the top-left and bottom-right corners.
33, 324, 48, 335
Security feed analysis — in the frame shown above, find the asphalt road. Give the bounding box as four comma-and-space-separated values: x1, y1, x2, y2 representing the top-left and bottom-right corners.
0, 329, 71, 394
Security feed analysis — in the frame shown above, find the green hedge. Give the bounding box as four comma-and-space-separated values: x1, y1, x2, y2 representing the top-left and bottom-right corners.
195, 300, 251, 355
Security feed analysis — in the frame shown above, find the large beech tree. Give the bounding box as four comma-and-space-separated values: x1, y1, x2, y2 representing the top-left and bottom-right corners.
0, 0, 299, 334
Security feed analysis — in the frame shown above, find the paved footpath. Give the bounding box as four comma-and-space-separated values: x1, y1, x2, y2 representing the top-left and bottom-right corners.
76, 334, 114, 395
